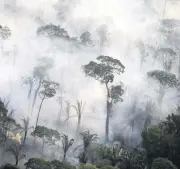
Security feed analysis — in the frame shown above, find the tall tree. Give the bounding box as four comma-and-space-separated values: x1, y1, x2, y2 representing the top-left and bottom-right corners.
19, 117, 33, 144
22, 57, 53, 115
74, 130, 98, 163
65, 100, 86, 135
35, 80, 59, 128
147, 70, 178, 109
82, 55, 125, 144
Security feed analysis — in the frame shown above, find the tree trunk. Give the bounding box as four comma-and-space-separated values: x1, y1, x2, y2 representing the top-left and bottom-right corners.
31, 79, 42, 115
76, 117, 81, 135
15, 158, 18, 166
23, 130, 27, 144
158, 86, 165, 114
35, 95, 45, 129
162, 0, 167, 19
105, 83, 111, 145
63, 152, 66, 162
178, 56, 180, 82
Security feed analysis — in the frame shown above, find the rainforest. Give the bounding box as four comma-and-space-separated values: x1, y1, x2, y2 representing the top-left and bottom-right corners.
0, 0, 180, 169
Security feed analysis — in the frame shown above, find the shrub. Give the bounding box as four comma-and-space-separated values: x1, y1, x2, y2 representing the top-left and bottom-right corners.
101, 165, 117, 169
78, 163, 98, 169
151, 158, 177, 169
0, 164, 19, 169
95, 159, 112, 168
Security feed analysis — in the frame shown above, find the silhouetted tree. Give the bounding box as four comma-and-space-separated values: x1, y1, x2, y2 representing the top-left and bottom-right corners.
147, 70, 178, 109
83, 55, 125, 144
74, 130, 98, 163
80, 31, 93, 46
61, 133, 74, 161
5, 144, 25, 166
19, 117, 33, 144
35, 80, 59, 128
31, 126, 60, 155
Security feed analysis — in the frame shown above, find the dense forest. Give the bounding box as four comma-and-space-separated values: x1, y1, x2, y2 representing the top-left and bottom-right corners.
1, 0, 180, 169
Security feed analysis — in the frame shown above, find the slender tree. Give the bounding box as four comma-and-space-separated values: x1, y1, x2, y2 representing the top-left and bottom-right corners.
19, 117, 33, 144
35, 80, 59, 129
31, 57, 54, 113
64, 101, 71, 126
61, 133, 74, 161
74, 130, 98, 163
5, 144, 25, 166
83, 55, 125, 144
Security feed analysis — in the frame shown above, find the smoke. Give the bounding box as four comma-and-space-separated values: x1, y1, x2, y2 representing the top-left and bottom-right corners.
0, 0, 180, 164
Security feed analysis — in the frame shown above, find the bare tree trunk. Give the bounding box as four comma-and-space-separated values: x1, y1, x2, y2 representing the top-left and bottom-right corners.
178, 56, 180, 81
23, 130, 27, 144
35, 95, 45, 129
63, 151, 66, 162
15, 158, 18, 166
158, 86, 165, 113
105, 83, 111, 145
76, 117, 81, 135
162, 0, 167, 20
31, 79, 42, 115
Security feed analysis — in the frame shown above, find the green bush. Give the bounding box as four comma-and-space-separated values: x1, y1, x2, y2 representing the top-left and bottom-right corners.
0, 164, 19, 169
101, 165, 117, 169
78, 163, 98, 169
51, 160, 75, 169
95, 159, 112, 168
24, 158, 51, 169
151, 158, 177, 169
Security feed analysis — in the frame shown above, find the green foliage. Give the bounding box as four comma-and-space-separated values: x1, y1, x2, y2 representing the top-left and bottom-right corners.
40, 80, 59, 98
0, 26, 11, 39
0, 164, 19, 169
37, 24, 70, 39
95, 145, 122, 166
80, 32, 93, 46
151, 158, 177, 169
94, 159, 112, 168
25, 158, 51, 169
100, 165, 117, 169
31, 126, 60, 140
118, 149, 146, 169
142, 108, 180, 168
50, 160, 75, 169
147, 70, 178, 89
80, 131, 98, 151
79, 163, 98, 169
75, 131, 98, 163
110, 84, 125, 104
61, 133, 74, 161
25, 158, 75, 169
83, 55, 125, 84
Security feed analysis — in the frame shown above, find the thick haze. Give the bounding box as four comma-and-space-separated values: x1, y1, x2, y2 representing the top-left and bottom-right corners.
0, 0, 180, 142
